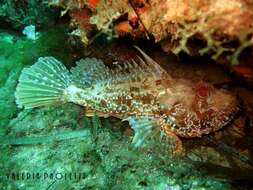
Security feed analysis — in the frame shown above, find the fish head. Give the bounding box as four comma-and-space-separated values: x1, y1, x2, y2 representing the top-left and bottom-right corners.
158, 80, 238, 137
192, 81, 238, 126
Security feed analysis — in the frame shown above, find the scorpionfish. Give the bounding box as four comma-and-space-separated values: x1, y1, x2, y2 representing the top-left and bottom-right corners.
15, 46, 238, 149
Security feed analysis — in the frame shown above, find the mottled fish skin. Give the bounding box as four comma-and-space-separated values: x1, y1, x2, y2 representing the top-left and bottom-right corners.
64, 57, 170, 117
15, 47, 238, 138
64, 48, 238, 138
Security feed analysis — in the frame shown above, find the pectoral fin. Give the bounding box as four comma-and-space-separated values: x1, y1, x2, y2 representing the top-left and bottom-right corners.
126, 116, 184, 155
125, 117, 160, 147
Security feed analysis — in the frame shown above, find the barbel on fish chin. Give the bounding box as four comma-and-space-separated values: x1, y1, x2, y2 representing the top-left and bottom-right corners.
15, 46, 238, 148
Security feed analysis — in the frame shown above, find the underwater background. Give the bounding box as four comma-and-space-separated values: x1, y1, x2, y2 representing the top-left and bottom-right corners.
1, 1, 253, 190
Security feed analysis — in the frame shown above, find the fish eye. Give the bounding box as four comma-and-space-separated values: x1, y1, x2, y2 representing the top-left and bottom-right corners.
195, 83, 213, 98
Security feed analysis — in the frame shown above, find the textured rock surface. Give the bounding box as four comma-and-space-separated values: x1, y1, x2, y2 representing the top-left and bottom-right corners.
50, 0, 253, 82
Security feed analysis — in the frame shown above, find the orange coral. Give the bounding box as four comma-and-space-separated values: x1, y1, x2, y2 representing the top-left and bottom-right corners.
70, 8, 93, 31
114, 21, 132, 35
87, 0, 100, 9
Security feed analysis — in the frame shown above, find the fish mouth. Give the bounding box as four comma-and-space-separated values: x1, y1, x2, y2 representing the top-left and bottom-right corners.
174, 110, 239, 138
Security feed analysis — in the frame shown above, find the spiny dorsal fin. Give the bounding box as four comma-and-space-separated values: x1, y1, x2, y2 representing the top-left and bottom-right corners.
70, 47, 169, 87
133, 46, 169, 78
70, 58, 111, 87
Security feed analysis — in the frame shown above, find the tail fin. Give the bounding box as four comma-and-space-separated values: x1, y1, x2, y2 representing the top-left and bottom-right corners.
15, 57, 71, 109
